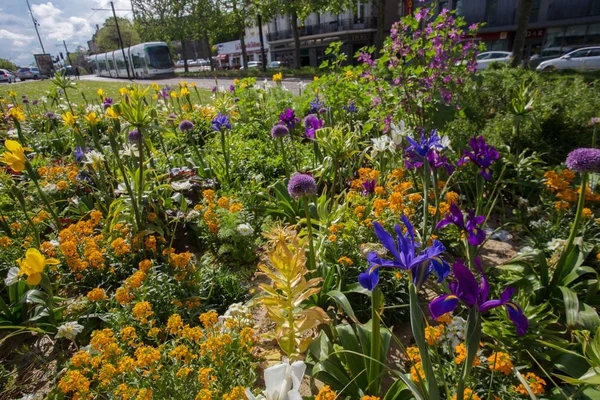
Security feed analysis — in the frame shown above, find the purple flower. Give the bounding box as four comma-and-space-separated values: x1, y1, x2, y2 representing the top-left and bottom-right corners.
102, 98, 113, 109
343, 101, 358, 113
229, 84, 235, 93
591, 117, 600, 125
179, 120, 194, 132
287, 172, 317, 199
427, 149, 454, 175
359, 215, 450, 290
405, 130, 446, 170
565, 148, 600, 174
166, 113, 177, 123
271, 124, 289, 138
429, 258, 529, 336
128, 129, 140, 142
436, 203, 486, 246
458, 136, 499, 181
160, 88, 169, 99
45, 112, 59, 120
22, 99, 29, 104
212, 86, 217, 93
74, 146, 85, 162
279, 108, 299, 129
210, 113, 231, 132
362, 179, 376, 195
309, 98, 324, 114
318, 107, 327, 115
32, 100, 38, 106
303, 114, 323, 139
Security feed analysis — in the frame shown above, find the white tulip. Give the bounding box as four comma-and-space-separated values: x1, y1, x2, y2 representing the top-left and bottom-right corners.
5, 267, 20, 286
371, 135, 395, 158
390, 120, 410, 145
246, 359, 305, 400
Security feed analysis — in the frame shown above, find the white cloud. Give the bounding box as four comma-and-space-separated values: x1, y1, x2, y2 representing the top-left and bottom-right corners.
0, 30, 34, 42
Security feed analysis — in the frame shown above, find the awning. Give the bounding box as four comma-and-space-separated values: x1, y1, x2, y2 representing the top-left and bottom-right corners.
216, 54, 229, 61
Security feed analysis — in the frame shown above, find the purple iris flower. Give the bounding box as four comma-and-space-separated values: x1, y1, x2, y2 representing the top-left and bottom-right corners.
160, 88, 169, 99
102, 97, 113, 109
436, 203, 486, 246
458, 136, 499, 181
229, 84, 235, 93
343, 101, 358, 113
404, 130, 446, 169
362, 179, 376, 195
303, 114, 323, 139
210, 113, 231, 132
309, 98, 324, 114
212, 86, 217, 93
74, 146, 85, 162
427, 148, 454, 175
359, 215, 450, 290
279, 108, 299, 129
429, 258, 529, 336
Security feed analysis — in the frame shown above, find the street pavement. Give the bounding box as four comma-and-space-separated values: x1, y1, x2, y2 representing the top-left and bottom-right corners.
79, 74, 312, 94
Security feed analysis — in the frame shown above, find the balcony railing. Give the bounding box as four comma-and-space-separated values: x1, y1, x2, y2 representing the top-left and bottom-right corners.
267, 17, 377, 42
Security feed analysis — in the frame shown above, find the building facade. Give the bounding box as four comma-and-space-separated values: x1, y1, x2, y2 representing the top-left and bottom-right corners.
262, 0, 600, 68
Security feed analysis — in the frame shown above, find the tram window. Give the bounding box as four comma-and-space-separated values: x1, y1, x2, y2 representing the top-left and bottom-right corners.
132, 54, 142, 68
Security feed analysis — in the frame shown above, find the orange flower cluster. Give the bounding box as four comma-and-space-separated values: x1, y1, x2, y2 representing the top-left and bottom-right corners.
87, 288, 107, 302
132, 301, 154, 324
514, 372, 546, 395
424, 325, 444, 345
544, 169, 600, 207
351, 168, 381, 189
315, 385, 337, 400
58, 210, 105, 276
337, 256, 353, 266
328, 223, 344, 242
166, 250, 195, 281
38, 164, 79, 192
196, 189, 244, 235
451, 389, 481, 400
199, 333, 233, 364
455, 342, 481, 366
487, 352, 513, 375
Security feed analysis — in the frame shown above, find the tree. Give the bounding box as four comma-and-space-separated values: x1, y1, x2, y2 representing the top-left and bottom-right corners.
96, 17, 141, 52
0, 58, 17, 71
511, 0, 534, 67
375, 0, 385, 56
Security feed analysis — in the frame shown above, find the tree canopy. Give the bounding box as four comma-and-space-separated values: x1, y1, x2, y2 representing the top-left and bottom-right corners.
0, 58, 17, 70
95, 16, 141, 52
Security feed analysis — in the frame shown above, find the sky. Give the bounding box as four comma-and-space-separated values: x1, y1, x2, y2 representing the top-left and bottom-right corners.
0, 0, 133, 66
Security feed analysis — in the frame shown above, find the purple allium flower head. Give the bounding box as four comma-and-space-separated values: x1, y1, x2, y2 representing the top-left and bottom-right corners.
22, 98, 29, 104
287, 172, 317, 199
74, 146, 85, 162
128, 129, 141, 142
210, 113, 231, 132
566, 148, 600, 173
303, 114, 323, 139
271, 124, 289, 138
458, 136, 499, 181
212, 86, 217, 93
32, 100, 38, 106
166, 113, 177, 122
179, 120, 194, 132
102, 97, 113, 109
279, 108, 299, 129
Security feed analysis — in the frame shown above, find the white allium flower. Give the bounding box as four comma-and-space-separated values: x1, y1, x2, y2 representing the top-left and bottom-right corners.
185, 210, 200, 222
237, 223, 254, 236
246, 358, 305, 400
527, 206, 539, 215
5, 267, 20, 286
56, 321, 84, 341
171, 181, 192, 191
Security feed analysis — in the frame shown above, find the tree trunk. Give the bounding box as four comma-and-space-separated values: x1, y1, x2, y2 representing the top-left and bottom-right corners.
182, 41, 189, 73
291, 11, 301, 68
239, 28, 248, 69
511, 0, 534, 68
204, 34, 214, 71
375, 0, 386, 57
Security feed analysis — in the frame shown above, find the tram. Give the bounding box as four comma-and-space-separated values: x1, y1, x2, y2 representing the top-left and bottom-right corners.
91, 42, 174, 79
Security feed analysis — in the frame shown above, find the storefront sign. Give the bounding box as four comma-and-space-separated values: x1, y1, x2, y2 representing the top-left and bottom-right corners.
526, 29, 545, 38
500, 32, 508, 40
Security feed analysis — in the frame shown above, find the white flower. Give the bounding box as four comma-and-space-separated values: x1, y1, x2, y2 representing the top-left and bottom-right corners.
50, 240, 59, 247
518, 246, 534, 255
5, 267, 20, 286
237, 223, 254, 236
40, 96, 48, 103
84, 150, 105, 165
390, 120, 410, 145
371, 135, 395, 158
185, 210, 200, 222
440, 135, 451, 149
43, 183, 58, 194
546, 238, 564, 251
246, 358, 305, 400
56, 321, 84, 341
120, 144, 140, 157
171, 181, 192, 191
7, 129, 18, 138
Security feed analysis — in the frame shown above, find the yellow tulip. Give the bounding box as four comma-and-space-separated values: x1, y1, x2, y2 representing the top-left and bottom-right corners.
62, 112, 78, 126
180, 87, 190, 97
97, 88, 105, 98
8, 107, 26, 121
17, 248, 60, 285
119, 88, 129, 96
189, 82, 197, 88
0, 140, 27, 172
106, 107, 119, 119
84, 112, 99, 126
170, 91, 179, 99
152, 83, 160, 91
179, 80, 188, 88
233, 79, 240, 85
272, 72, 282, 82
8, 90, 17, 97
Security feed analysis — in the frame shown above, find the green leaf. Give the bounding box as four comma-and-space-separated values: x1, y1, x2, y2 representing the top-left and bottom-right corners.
327, 290, 360, 324
559, 286, 600, 330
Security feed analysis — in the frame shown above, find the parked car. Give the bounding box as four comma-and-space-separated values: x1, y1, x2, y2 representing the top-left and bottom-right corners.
475, 51, 512, 70
537, 47, 600, 72
528, 47, 573, 69
17, 67, 45, 80
197, 60, 211, 71
186, 59, 198, 66
0, 69, 16, 83
268, 61, 288, 69
175, 60, 185, 67
240, 61, 263, 70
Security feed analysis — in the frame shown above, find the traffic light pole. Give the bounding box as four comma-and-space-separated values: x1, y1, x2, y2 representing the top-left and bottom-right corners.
26, 0, 46, 54
63, 41, 74, 68
111, 1, 132, 80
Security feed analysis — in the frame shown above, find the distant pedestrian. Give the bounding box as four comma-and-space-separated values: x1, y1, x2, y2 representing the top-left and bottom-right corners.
75, 66, 80, 80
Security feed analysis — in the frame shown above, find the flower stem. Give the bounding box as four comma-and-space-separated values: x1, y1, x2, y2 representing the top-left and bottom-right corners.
25, 162, 62, 230
137, 127, 146, 224
423, 160, 430, 238
279, 136, 290, 178
368, 286, 382, 395
11, 185, 40, 247
303, 196, 316, 271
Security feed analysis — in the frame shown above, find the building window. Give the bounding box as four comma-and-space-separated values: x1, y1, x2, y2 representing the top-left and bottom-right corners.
563, 25, 586, 46
354, 1, 365, 24
586, 23, 600, 45
544, 27, 565, 48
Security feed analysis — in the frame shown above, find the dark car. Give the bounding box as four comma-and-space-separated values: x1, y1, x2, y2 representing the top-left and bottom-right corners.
528, 47, 573, 69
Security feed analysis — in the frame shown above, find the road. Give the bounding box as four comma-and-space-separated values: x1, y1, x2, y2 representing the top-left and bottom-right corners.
79, 74, 312, 94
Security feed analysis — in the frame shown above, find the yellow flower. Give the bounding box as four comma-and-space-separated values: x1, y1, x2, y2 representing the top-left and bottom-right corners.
17, 248, 60, 285
152, 83, 160, 91
179, 80, 188, 88
8, 90, 17, 97
96, 88, 105, 98
180, 87, 190, 97
272, 72, 282, 82
313, 76, 319, 81
8, 107, 25, 121
62, 112, 78, 126
170, 91, 179, 98
233, 78, 239, 85
0, 140, 27, 172
83, 112, 99, 126
119, 87, 129, 96
345, 70, 354, 79
106, 107, 119, 119
189, 82, 197, 88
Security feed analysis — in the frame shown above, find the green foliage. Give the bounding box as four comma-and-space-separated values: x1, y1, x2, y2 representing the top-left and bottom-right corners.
0, 58, 17, 71
95, 17, 141, 52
